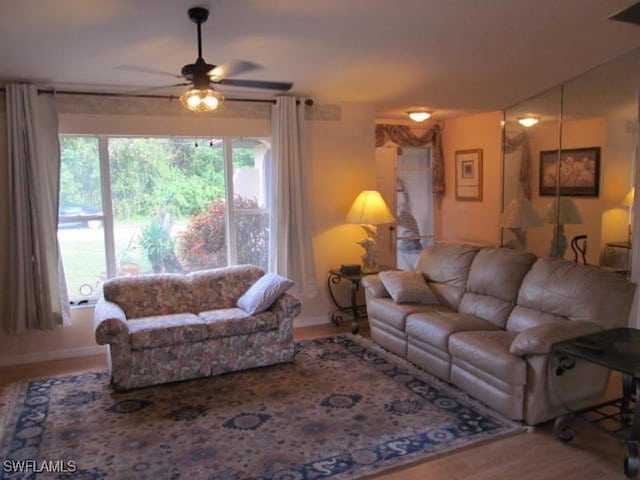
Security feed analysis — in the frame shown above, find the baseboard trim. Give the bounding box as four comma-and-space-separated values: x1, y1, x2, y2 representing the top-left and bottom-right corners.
294, 315, 331, 328
0, 345, 108, 368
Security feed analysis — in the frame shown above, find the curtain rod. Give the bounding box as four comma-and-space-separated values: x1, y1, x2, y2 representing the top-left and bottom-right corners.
0, 87, 314, 105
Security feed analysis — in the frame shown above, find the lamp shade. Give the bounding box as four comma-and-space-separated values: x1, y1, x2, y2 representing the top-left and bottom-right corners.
543, 197, 583, 224
346, 190, 395, 225
499, 198, 543, 228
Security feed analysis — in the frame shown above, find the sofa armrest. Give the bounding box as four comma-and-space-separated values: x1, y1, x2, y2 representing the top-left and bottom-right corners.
361, 275, 390, 298
509, 321, 603, 356
272, 293, 302, 319
94, 298, 130, 345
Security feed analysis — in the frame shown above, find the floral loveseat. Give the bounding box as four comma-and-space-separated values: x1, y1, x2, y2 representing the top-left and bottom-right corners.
363, 243, 636, 425
94, 265, 301, 390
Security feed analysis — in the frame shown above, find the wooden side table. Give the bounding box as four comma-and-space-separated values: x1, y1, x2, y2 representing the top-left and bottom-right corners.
553, 327, 640, 478
327, 269, 378, 334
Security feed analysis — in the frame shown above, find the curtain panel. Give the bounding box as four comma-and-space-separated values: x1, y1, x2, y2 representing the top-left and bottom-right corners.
375, 123, 445, 195
269, 96, 318, 298
4, 84, 70, 334
503, 130, 533, 200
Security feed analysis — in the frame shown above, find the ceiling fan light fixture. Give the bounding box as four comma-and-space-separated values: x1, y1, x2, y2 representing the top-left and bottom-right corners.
180, 88, 224, 112
517, 116, 539, 127
408, 111, 431, 122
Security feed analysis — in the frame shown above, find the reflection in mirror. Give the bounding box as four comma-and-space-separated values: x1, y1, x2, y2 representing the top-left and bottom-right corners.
502, 47, 639, 276
502, 87, 562, 258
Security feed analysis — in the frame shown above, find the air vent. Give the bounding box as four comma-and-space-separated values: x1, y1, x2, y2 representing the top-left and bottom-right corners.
609, 1, 640, 25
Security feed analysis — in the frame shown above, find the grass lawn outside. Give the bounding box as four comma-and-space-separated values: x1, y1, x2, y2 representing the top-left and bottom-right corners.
58, 218, 188, 301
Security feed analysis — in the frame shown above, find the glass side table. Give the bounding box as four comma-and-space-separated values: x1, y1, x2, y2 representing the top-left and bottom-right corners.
553, 327, 640, 478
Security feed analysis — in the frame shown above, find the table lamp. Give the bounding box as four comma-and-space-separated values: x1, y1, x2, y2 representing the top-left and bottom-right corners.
499, 198, 543, 250
544, 197, 583, 258
346, 190, 395, 271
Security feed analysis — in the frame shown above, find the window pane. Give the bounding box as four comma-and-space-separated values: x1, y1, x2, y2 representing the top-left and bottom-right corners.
58, 136, 106, 301
58, 225, 107, 301
109, 137, 228, 274
59, 136, 103, 215
232, 138, 270, 270
58, 135, 273, 303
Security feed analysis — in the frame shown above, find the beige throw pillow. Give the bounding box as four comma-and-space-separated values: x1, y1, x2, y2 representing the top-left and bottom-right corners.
378, 270, 438, 304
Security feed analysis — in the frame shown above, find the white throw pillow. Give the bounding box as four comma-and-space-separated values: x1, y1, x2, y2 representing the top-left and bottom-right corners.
378, 270, 438, 304
237, 273, 295, 314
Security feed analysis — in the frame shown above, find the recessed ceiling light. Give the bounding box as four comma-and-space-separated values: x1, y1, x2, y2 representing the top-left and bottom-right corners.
408, 111, 432, 122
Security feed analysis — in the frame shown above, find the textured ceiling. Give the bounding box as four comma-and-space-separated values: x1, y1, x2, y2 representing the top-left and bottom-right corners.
1, 0, 639, 120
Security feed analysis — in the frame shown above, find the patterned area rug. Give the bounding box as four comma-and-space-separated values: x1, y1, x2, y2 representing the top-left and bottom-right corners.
0, 335, 522, 479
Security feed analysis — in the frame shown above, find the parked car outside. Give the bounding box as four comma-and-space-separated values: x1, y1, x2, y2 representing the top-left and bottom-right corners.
58, 205, 103, 229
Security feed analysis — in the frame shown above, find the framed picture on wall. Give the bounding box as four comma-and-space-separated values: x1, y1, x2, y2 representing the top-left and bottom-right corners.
455, 149, 483, 201
539, 147, 600, 196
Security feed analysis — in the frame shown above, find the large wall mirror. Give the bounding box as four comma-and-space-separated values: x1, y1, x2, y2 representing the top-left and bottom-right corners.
501, 47, 639, 275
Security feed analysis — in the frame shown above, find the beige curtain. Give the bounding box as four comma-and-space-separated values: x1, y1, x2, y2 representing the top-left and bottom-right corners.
269, 96, 318, 298
503, 130, 533, 200
4, 84, 70, 334
375, 123, 445, 195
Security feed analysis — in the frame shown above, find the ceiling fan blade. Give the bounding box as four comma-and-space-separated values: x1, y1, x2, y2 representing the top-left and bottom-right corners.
137, 82, 190, 92
216, 78, 293, 91
122, 82, 191, 96
115, 65, 183, 79
208, 60, 262, 80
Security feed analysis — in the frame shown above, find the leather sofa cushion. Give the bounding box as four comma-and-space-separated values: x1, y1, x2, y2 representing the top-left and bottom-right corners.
458, 293, 515, 329
367, 297, 438, 331
414, 243, 481, 310
128, 313, 208, 350
466, 248, 537, 302
458, 248, 537, 328
449, 330, 525, 386
406, 311, 499, 350
508, 257, 637, 332
416, 243, 480, 287
200, 308, 279, 337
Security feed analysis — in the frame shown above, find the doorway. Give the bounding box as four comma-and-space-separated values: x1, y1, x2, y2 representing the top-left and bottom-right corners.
375, 145, 434, 269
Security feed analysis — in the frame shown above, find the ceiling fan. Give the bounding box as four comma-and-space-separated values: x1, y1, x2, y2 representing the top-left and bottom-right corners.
121, 6, 293, 111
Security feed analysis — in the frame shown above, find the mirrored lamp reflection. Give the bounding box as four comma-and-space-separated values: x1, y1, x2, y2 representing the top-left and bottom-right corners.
544, 197, 583, 258
180, 88, 225, 112
499, 198, 543, 250
621, 187, 635, 243
346, 190, 395, 271
622, 187, 635, 208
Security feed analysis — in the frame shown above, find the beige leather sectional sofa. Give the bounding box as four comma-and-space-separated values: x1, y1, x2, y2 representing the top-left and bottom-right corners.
363, 243, 636, 425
